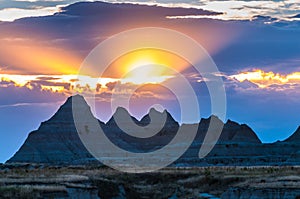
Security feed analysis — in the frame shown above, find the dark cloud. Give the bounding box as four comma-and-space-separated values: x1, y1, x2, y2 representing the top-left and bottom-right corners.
0, 0, 78, 10
59, 1, 220, 17
36, 76, 61, 81
105, 81, 117, 91
1, 1, 299, 74
0, 81, 66, 106
34, 80, 71, 90
0, 80, 15, 87
95, 83, 101, 92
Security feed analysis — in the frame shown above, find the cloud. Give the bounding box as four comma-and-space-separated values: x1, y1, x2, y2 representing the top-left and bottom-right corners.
1, 1, 299, 76
0, 79, 66, 107
163, 0, 300, 21
0, 1, 229, 75
0, 74, 105, 93
229, 69, 300, 90
0, 7, 58, 21
0, 0, 220, 21
1, 0, 299, 22
0, 73, 178, 105
105, 81, 117, 91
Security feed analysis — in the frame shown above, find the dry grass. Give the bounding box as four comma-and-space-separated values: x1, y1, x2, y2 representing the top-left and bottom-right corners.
0, 165, 300, 198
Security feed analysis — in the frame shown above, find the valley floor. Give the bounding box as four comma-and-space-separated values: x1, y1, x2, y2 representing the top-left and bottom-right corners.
1, 164, 300, 198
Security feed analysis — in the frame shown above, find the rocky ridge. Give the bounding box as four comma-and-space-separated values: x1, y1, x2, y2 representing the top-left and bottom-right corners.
7, 95, 300, 166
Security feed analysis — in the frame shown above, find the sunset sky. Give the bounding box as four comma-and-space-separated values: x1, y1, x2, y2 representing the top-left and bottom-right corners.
0, 0, 300, 163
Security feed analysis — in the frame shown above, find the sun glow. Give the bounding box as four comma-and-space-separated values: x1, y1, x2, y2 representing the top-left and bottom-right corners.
121, 64, 174, 85
0, 49, 191, 93
0, 46, 191, 93
0, 30, 82, 75
104, 49, 191, 84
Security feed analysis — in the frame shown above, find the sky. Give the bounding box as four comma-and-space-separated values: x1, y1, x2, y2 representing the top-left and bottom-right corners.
0, 0, 300, 163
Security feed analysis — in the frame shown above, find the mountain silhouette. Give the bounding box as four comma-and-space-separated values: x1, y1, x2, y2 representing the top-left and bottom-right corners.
6, 95, 300, 166
8, 95, 96, 164
284, 126, 300, 143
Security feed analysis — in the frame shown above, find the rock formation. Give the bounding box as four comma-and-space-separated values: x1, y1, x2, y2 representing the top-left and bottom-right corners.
283, 126, 300, 143
8, 95, 96, 164
7, 95, 300, 166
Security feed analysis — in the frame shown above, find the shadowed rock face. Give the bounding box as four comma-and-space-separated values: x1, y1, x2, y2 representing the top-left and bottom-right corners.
187, 117, 260, 145
8, 95, 179, 163
284, 126, 300, 143
7, 95, 97, 164
105, 106, 180, 152
6, 95, 300, 166
283, 127, 300, 164
221, 120, 260, 143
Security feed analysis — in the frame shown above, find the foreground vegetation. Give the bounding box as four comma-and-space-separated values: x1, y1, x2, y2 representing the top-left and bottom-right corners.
0, 164, 300, 198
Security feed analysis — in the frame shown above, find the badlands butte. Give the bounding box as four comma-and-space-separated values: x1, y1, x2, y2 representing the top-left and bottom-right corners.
7, 95, 300, 166
2, 95, 300, 199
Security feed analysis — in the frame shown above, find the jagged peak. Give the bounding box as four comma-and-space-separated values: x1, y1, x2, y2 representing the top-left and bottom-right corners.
225, 119, 240, 127
211, 114, 222, 120
44, 95, 262, 141
149, 107, 165, 114
57, 94, 89, 109
112, 106, 166, 117
225, 119, 257, 132
200, 115, 224, 125
225, 120, 255, 132
148, 107, 173, 118
240, 123, 250, 128
65, 94, 86, 104
46, 94, 91, 123
140, 107, 176, 122
114, 106, 130, 114
107, 107, 139, 124
226, 119, 238, 124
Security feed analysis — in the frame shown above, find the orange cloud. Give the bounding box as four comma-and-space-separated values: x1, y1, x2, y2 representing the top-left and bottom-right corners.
0, 25, 83, 75
2, 41, 81, 75
0, 73, 177, 97
0, 74, 118, 93
230, 69, 300, 88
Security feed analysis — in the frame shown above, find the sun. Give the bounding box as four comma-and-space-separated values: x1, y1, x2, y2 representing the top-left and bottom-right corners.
121, 63, 174, 84
103, 48, 191, 84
